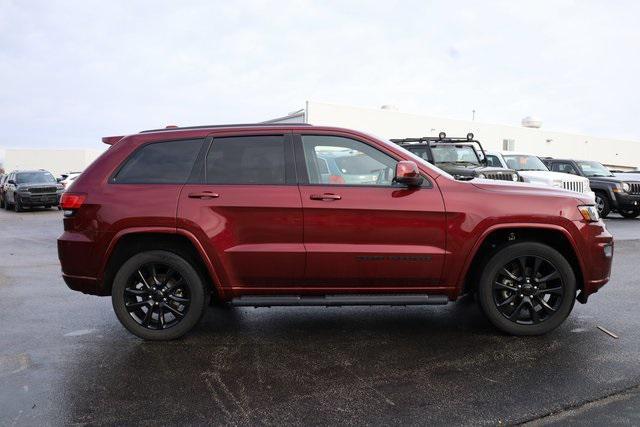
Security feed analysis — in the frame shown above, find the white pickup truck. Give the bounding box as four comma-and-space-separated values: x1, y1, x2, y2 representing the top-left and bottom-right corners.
485, 151, 595, 199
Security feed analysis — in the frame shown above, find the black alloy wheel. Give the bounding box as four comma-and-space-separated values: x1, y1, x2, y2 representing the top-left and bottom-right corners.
112, 250, 207, 340
492, 256, 564, 325
477, 242, 576, 335
123, 262, 191, 330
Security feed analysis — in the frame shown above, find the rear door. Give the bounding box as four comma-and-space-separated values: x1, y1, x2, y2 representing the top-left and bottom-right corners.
177, 131, 304, 293
295, 132, 447, 291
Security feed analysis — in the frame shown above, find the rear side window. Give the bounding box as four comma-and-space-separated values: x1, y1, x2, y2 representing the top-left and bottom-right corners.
206, 135, 285, 184
114, 139, 204, 184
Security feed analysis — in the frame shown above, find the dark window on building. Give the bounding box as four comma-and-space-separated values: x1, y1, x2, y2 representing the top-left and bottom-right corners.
114, 139, 204, 184
206, 135, 286, 184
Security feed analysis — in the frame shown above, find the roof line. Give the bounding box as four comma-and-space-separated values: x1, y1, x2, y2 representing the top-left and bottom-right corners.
140, 123, 312, 133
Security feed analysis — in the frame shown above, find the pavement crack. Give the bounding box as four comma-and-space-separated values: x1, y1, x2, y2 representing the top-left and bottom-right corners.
517, 382, 640, 426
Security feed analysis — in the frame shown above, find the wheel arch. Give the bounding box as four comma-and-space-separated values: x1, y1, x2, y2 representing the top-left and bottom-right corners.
100, 229, 226, 300
460, 225, 585, 296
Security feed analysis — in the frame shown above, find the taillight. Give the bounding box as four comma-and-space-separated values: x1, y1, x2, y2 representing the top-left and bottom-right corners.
60, 193, 86, 210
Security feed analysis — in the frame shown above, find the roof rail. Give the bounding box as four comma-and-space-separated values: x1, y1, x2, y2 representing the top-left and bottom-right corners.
140, 123, 313, 133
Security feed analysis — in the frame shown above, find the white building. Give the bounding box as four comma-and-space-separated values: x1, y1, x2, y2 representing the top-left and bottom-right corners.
265, 101, 640, 171
0, 147, 104, 177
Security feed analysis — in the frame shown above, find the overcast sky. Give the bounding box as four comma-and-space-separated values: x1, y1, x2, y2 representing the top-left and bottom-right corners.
1, 0, 639, 149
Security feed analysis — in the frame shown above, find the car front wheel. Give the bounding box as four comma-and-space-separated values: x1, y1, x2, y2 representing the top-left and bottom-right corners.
594, 192, 611, 218
111, 250, 207, 340
619, 208, 640, 219
477, 242, 576, 336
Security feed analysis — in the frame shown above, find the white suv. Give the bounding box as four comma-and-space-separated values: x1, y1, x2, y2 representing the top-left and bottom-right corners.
485, 151, 595, 200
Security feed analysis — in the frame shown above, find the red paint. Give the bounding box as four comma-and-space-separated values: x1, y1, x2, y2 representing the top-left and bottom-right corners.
58, 125, 612, 301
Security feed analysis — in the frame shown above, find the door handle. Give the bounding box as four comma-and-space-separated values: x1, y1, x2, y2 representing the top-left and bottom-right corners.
188, 191, 219, 199
310, 193, 341, 201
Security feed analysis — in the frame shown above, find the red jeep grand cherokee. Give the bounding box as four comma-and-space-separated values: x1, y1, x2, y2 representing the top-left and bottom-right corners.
58, 124, 613, 340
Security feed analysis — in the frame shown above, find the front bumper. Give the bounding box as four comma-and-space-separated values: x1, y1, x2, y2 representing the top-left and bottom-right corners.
614, 193, 640, 211
576, 220, 614, 299
17, 193, 61, 206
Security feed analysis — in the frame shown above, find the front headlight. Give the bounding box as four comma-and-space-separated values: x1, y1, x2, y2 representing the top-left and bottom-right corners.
511, 174, 519, 182
578, 205, 600, 222
622, 182, 631, 192
552, 180, 563, 188
477, 173, 486, 179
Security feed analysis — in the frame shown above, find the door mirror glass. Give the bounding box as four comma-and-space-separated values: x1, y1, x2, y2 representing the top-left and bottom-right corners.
7, 179, 15, 185
394, 161, 423, 187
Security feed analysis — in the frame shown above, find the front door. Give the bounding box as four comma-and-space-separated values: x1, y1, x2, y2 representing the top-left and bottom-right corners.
177, 132, 304, 293
296, 133, 447, 291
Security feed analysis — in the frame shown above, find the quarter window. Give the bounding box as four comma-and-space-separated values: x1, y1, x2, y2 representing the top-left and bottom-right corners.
114, 139, 204, 184
301, 135, 398, 186
206, 135, 286, 185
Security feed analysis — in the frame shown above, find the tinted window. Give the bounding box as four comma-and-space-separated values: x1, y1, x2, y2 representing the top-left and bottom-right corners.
206, 135, 285, 184
114, 139, 204, 184
302, 135, 397, 186
16, 171, 56, 184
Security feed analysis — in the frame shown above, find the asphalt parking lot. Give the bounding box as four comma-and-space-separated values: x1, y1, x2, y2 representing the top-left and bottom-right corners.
1, 209, 639, 426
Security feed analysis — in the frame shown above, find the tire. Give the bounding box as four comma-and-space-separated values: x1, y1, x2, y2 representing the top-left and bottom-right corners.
111, 250, 208, 340
0, 197, 4, 209
477, 242, 576, 336
14, 197, 22, 212
44, 205, 51, 209
594, 192, 611, 218
619, 208, 640, 219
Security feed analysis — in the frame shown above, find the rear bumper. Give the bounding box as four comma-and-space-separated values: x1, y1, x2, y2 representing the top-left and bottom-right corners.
58, 231, 107, 296
62, 273, 107, 296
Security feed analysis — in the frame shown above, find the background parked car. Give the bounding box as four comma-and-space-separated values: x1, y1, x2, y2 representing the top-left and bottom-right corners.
485, 151, 594, 199
3, 170, 64, 212
391, 134, 520, 182
59, 171, 82, 189
543, 159, 640, 218
0, 174, 8, 209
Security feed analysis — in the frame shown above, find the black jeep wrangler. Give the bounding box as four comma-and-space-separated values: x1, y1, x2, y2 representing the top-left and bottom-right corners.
542, 158, 640, 218
391, 133, 520, 182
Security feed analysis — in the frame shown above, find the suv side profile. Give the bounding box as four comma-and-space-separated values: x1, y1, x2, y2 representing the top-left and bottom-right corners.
543, 158, 640, 218
58, 124, 613, 340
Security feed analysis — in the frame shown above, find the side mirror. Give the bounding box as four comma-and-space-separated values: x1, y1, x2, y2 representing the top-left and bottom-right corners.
7, 179, 16, 185
56, 178, 62, 183
394, 161, 423, 187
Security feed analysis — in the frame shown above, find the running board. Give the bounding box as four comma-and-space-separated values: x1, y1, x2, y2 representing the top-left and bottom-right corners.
231, 294, 449, 307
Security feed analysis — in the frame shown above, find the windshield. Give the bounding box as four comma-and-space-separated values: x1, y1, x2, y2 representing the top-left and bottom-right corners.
431, 145, 480, 165
503, 155, 548, 171
16, 171, 56, 184
577, 161, 614, 177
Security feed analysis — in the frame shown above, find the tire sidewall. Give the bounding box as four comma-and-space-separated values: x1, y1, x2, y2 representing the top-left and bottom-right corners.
111, 250, 207, 340
477, 242, 576, 336
595, 192, 610, 218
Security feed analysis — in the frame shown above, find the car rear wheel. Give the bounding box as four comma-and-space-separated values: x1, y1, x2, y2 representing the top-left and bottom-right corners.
477, 242, 576, 336
594, 192, 610, 218
111, 250, 207, 340
619, 208, 640, 219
